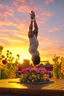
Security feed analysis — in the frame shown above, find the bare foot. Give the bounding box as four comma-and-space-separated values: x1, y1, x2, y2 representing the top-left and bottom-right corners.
31, 11, 35, 17
29, 11, 35, 19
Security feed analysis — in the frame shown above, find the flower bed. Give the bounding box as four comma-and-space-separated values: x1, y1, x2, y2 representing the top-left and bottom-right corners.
20, 67, 51, 83
0, 50, 20, 79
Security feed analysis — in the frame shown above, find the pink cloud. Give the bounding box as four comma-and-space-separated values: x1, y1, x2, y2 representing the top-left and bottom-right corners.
13, 1, 39, 13
0, 3, 14, 17
13, 0, 31, 12
42, 10, 52, 17
29, 0, 34, 4
13, 17, 29, 30
16, 5, 31, 12
13, 0, 53, 24
45, 0, 55, 4
48, 26, 63, 32
0, 18, 16, 26
37, 10, 52, 24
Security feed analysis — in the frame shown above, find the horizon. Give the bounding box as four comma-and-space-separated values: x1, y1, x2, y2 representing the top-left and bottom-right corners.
0, 0, 64, 64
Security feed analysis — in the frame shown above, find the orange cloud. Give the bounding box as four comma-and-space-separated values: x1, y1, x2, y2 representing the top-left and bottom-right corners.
39, 45, 64, 63
0, 30, 29, 48
45, 0, 55, 4
38, 35, 55, 47
38, 34, 63, 61
0, 37, 10, 47
0, 19, 29, 47
17, 21, 29, 31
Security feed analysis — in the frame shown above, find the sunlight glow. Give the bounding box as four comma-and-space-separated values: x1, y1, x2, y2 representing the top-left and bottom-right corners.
2, 47, 32, 63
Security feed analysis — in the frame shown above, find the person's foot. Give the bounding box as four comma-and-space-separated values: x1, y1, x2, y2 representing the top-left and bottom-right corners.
31, 11, 35, 18
30, 11, 35, 20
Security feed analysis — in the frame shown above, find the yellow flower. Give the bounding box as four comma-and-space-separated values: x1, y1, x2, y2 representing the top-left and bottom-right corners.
27, 80, 29, 83
9, 73, 16, 78
61, 70, 64, 73
20, 74, 24, 80
53, 65, 57, 69
43, 74, 48, 79
53, 75, 57, 79
32, 79, 34, 82
32, 74, 36, 78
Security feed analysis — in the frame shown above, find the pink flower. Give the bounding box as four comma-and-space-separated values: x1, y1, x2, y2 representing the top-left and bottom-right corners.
29, 75, 32, 80
37, 74, 40, 78
24, 74, 27, 77
46, 78, 50, 82
40, 71, 45, 74
26, 68, 30, 72
45, 71, 49, 74
36, 68, 47, 74
20, 69, 25, 74
38, 68, 43, 72
30, 68, 37, 72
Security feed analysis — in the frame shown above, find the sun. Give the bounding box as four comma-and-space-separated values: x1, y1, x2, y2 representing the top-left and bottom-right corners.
18, 52, 31, 63
2, 47, 32, 64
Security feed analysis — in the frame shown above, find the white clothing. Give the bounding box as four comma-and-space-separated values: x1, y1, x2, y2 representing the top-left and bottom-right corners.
29, 35, 39, 56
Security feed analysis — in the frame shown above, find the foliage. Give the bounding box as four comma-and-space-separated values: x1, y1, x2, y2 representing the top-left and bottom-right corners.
52, 54, 64, 79
61, 57, 64, 77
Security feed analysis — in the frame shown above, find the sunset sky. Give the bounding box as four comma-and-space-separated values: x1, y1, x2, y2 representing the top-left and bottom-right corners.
0, 0, 64, 63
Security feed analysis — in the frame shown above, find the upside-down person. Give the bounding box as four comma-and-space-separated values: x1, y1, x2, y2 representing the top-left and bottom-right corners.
28, 11, 40, 66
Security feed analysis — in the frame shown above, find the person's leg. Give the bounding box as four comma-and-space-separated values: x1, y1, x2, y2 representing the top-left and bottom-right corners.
29, 19, 33, 31
31, 11, 38, 37
28, 14, 34, 38
33, 18, 38, 37
33, 18, 38, 30
30, 11, 38, 30
29, 11, 35, 31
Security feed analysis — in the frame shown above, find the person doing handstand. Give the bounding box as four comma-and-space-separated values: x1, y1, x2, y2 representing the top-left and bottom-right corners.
28, 11, 40, 65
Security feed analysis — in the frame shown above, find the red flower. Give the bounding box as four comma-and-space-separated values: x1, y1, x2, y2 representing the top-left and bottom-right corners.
2, 60, 7, 65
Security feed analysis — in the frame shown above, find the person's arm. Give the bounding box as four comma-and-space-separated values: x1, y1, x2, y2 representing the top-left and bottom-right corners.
28, 20, 34, 38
